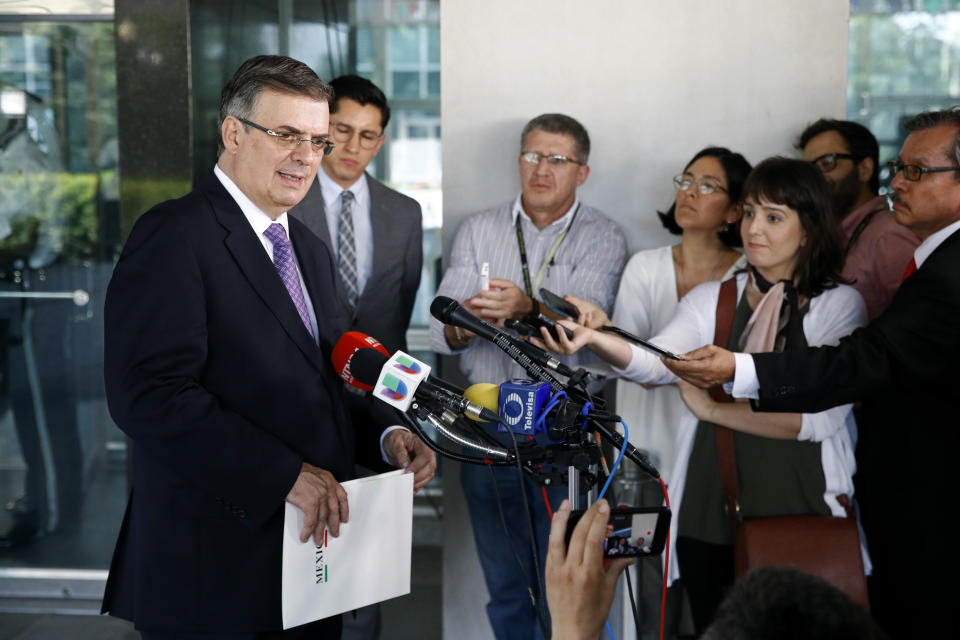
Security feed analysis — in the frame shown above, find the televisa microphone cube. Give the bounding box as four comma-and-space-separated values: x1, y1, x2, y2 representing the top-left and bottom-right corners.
498, 379, 551, 434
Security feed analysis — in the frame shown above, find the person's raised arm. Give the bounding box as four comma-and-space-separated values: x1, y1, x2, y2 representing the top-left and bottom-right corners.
546, 499, 633, 640
677, 380, 800, 438
533, 319, 633, 368
663, 344, 737, 389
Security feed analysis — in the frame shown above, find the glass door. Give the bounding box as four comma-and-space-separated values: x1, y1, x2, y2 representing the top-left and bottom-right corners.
0, 10, 123, 611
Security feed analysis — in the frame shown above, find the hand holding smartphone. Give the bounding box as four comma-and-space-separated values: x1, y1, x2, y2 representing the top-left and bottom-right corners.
564, 506, 671, 558
599, 325, 685, 361
539, 287, 581, 319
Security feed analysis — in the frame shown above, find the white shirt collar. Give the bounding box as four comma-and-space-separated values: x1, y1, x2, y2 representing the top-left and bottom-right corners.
510, 193, 580, 229
318, 163, 369, 212
914, 218, 960, 268
214, 164, 291, 239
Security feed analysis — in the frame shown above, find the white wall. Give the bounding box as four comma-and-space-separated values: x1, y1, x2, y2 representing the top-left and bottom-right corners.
440, 2, 849, 639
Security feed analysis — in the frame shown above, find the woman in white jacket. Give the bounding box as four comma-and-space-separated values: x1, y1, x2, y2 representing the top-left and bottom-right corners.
537, 157, 870, 634
612, 146, 750, 484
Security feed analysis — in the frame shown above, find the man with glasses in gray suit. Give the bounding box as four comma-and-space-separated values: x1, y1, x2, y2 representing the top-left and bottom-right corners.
290, 74, 423, 640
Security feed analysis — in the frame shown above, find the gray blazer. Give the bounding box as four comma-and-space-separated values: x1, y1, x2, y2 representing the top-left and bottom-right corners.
290, 172, 422, 354
290, 173, 423, 452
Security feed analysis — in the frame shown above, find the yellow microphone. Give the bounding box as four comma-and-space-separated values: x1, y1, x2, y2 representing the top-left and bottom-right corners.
462, 383, 500, 422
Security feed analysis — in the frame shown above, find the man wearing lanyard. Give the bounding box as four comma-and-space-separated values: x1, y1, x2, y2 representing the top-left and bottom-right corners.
430, 113, 627, 640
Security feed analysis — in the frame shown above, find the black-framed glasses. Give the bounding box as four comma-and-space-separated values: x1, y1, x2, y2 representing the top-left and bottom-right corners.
672, 174, 728, 196
809, 152, 859, 172
237, 117, 335, 156
887, 160, 960, 182
330, 122, 383, 149
520, 151, 584, 167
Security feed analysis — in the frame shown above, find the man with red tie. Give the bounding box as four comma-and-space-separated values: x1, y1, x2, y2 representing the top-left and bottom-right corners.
665, 107, 960, 639
798, 118, 919, 320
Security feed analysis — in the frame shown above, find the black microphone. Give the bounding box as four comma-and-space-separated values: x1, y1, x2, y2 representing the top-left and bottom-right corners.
430, 296, 574, 383
348, 345, 503, 423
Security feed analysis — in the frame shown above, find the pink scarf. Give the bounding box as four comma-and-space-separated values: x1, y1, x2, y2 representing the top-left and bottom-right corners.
738, 269, 798, 354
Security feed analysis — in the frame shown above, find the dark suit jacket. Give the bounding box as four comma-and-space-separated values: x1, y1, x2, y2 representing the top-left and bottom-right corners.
751, 227, 960, 635
290, 173, 422, 451
101, 173, 383, 632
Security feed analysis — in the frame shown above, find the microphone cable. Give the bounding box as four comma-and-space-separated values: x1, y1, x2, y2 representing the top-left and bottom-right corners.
658, 476, 671, 640
397, 407, 515, 467
486, 426, 551, 639
625, 564, 641, 640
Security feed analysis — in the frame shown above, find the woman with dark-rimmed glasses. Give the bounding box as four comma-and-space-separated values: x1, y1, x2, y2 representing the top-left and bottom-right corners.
537, 158, 870, 634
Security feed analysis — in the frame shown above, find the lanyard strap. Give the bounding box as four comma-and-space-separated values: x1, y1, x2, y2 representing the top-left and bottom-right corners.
514, 204, 581, 297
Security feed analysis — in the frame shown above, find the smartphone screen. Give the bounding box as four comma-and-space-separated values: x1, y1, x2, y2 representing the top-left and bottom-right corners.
599, 326, 685, 361
564, 506, 671, 558
539, 287, 581, 319
536, 313, 575, 341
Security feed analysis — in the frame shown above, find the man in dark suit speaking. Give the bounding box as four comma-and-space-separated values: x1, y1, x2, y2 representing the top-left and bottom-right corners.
664, 107, 960, 639
100, 55, 435, 640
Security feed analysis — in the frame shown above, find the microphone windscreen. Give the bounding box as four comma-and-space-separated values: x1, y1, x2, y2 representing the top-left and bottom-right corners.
430, 296, 458, 323
351, 348, 390, 388
331, 331, 389, 391
463, 383, 500, 422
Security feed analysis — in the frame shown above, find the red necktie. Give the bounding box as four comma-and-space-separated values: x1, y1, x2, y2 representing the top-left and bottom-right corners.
901, 257, 917, 282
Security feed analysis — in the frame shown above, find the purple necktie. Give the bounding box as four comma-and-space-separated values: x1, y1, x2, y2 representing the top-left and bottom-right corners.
263, 223, 315, 340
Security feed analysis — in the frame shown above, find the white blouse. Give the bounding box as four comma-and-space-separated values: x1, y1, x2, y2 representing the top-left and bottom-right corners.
613, 271, 870, 584
611, 246, 745, 482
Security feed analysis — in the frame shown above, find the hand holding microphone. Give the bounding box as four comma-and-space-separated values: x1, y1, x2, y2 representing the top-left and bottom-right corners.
431, 296, 573, 387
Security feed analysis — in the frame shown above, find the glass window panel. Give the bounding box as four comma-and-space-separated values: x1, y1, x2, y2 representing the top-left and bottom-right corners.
849, 4, 960, 189
389, 24, 420, 65
392, 70, 420, 98
1, 19, 120, 569
356, 25, 373, 66
427, 24, 440, 63
427, 70, 440, 97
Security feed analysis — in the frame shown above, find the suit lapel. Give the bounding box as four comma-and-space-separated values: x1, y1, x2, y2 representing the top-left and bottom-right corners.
297, 178, 335, 251
922, 224, 960, 269
290, 217, 355, 456
290, 218, 342, 349
201, 176, 324, 372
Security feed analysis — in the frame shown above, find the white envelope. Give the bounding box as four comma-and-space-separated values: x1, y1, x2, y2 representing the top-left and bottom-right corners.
281, 469, 413, 629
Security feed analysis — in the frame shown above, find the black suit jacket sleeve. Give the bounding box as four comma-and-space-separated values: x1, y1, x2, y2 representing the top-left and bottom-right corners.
104, 204, 301, 527
753, 230, 960, 413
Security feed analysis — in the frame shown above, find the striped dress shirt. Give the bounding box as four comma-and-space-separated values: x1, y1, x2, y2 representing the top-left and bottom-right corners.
429, 195, 627, 385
